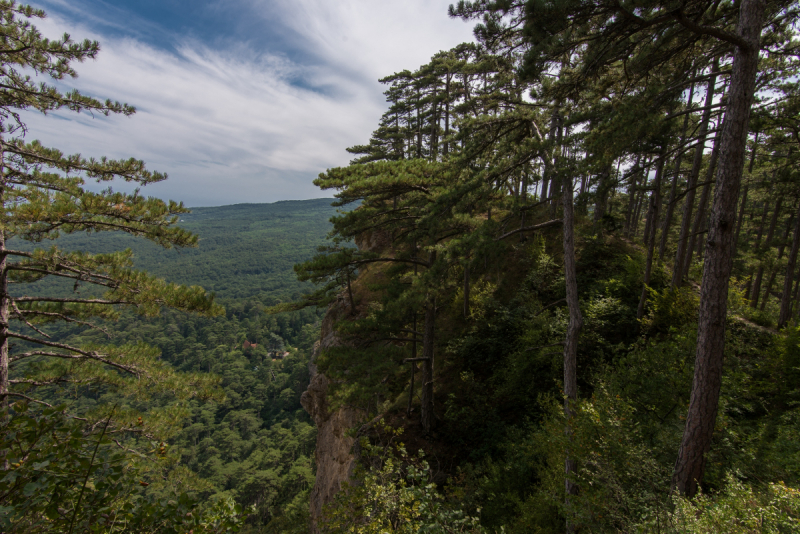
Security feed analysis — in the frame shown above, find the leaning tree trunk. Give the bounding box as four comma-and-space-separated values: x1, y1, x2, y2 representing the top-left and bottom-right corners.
672, 63, 719, 288
673, 0, 765, 497
778, 203, 800, 328
562, 162, 583, 533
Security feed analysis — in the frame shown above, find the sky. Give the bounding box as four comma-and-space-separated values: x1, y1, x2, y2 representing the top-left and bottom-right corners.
20, 0, 476, 206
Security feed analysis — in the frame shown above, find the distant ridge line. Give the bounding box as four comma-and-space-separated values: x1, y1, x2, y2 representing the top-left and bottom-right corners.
188, 197, 335, 210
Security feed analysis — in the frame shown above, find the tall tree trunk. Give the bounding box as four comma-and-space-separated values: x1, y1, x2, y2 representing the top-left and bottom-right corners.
540, 110, 560, 203
421, 252, 437, 433
752, 198, 782, 308
561, 154, 583, 534
594, 164, 612, 228
407, 312, 417, 417
638, 152, 667, 319
463, 265, 470, 318
761, 210, 794, 311
685, 127, 723, 275
550, 115, 564, 218
624, 156, 643, 237
660, 83, 697, 259
672, 62, 719, 288
416, 99, 423, 158
745, 200, 770, 300
793, 270, 800, 320
673, 0, 765, 497
732, 132, 759, 258
778, 203, 800, 328
732, 183, 750, 259
0, 134, 7, 425
633, 188, 646, 239
444, 73, 451, 157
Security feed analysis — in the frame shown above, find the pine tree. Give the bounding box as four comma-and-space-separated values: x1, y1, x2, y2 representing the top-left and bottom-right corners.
0, 1, 222, 436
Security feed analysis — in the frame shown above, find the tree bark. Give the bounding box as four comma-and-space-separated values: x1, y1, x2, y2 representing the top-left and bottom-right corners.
745, 200, 770, 300
638, 152, 667, 319
732, 183, 749, 259
0, 132, 7, 424
463, 265, 470, 318
685, 126, 723, 275
751, 198, 782, 308
673, 0, 765, 497
421, 288, 436, 433
779, 203, 800, 328
561, 155, 583, 533
672, 62, 719, 288
624, 156, 642, 238
407, 313, 417, 417
732, 132, 759, 259
593, 164, 612, 228
761, 209, 794, 311
660, 83, 696, 259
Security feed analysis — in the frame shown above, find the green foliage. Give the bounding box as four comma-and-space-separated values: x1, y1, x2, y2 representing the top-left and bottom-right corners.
640, 474, 800, 533
0, 402, 246, 533
322, 424, 485, 534
33, 302, 321, 531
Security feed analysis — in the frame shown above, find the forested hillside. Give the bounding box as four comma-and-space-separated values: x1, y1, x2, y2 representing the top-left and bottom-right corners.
287, 1, 800, 533
7, 199, 334, 532
17, 199, 338, 302
4, 1, 800, 534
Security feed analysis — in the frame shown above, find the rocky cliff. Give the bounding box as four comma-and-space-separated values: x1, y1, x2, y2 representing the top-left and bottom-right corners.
300, 295, 363, 533
300, 230, 391, 532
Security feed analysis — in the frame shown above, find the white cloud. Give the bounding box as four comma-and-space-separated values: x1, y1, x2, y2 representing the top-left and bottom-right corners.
18, 1, 475, 206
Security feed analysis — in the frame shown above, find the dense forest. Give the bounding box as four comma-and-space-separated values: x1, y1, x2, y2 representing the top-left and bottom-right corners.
3, 1, 800, 534
285, 1, 800, 533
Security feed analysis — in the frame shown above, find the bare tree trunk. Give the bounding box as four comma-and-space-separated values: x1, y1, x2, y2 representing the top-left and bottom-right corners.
732, 184, 750, 259
594, 164, 612, 228
463, 265, 470, 318
672, 62, 719, 288
732, 132, 759, 258
793, 271, 800, 320
779, 203, 800, 328
407, 313, 417, 417
660, 83, 696, 259
745, 200, 770, 300
752, 198, 782, 308
685, 128, 723, 275
624, 156, 642, 238
761, 209, 795, 311
421, 287, 436, 433
561, 157, 583, 534
444, 74, 451, 157
632, 188, 646, 239
673, 0, 765, 497
638, 153, 666, 319
0, 134, 7, 427
540, 110, 560, 204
